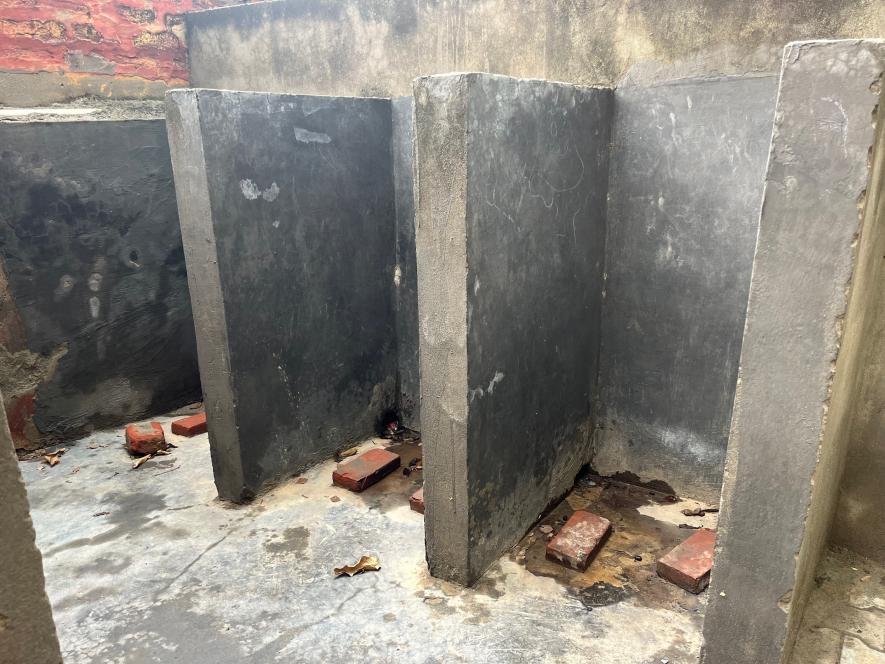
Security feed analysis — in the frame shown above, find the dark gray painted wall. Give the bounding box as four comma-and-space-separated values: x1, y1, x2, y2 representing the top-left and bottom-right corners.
416, 73, 612, 585
392, 96, 420, 430
167, 89, 398, 501
0, 120, 200, 446
594, 76, 778, 502
465, 76, 612, 579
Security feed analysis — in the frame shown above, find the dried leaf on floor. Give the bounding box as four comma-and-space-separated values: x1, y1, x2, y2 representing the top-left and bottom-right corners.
93, 511, 110, 517
42, 448, 67, 467
295, 477, 308, 484
132, 455, 154, 469
334, 555, 381, 578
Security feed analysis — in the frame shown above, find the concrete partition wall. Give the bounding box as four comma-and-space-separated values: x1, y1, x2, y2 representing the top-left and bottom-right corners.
415, 73, 612, 584
166, 89, 397, 501
594, 76, 777, 503
703, 40, 885, 664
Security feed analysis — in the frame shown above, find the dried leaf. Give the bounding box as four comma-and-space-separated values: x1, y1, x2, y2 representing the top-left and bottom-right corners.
295, 477, 308, 484
330, 496, 340, 503
340, 447, 359, 459
42, 448, 66, 467
93, 511, 110, 517
334, 555, 381, 578
132, 454, 154, 470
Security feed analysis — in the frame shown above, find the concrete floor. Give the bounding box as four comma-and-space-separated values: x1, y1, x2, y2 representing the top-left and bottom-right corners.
790, 547, 885, 664
22, 411, 710, 663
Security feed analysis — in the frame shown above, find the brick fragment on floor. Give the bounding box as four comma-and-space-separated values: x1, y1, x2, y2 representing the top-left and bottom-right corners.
545, 510, 611, 571
125, 422, 167, 456
656, 527, 715, 593
332, 448, 400, 492
171, 412, 208, 437
410, 487, 425, 514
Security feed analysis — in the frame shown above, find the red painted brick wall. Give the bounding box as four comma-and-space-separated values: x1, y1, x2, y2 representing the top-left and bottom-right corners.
0, 0, 249, 85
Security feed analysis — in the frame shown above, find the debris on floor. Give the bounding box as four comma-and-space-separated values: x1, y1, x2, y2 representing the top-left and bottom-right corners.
332, 448, 401, 492
546, 510, 612, 571
125, 422, 167, 456
170, 412, 208, 437
333, 555, 381, 577
656, 527, 716, 593
402, 455, 422, 476
409, 487, 425, 514
333, 446, 359, 462
42, 448, 66, 467
681, 506, 719, 517
131, 449, 170, 470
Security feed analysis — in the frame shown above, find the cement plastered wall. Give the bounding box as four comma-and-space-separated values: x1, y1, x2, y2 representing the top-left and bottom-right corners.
0, 0, 258, 106
167, 89, 398, 501
416, 73, 611, 584
702, 40, 884, 664
0, 118, 201, 449
831, 83, 885, 564
594, 75, 778, 503
187, 0, 883, 97
0, 393, 62, 664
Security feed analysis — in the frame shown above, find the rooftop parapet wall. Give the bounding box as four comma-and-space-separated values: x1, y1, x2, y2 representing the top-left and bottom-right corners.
186, 0, 883, 98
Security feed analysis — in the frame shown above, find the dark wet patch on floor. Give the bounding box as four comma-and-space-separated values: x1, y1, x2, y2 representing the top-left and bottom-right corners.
512, 477, 705, 615
264, 526, 310, 555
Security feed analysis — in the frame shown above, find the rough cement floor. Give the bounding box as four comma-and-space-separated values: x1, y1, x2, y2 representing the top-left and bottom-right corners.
790, 547, 885, 664
22, 412, 708, 663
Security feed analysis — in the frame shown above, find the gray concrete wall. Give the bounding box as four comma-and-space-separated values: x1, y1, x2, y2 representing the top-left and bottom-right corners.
392, 96, 420, 430
0, 391, 62, 664
702, 39, 885, 664
166, 89, 398, 501
0, 118, 201, 449
594, 75, 778, 503
832, 85, 885, 564
416, 73, 612, 585
186, 0, 883, 98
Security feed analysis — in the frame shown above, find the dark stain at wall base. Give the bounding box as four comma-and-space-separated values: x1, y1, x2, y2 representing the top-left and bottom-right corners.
0, 119, 201, 448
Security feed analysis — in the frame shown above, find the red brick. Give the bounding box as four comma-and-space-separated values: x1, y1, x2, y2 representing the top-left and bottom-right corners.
656, 527, 716, 593
171, 412, 207, 437
332, 448, 400, 492
545, 510, 611, 571
125, 422, 167, 456
409, 487, 425, 514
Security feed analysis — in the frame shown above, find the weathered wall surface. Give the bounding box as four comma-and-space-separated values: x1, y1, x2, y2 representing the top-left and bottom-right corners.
0, 118, 201, 449
0, 0, 255, 106
187, 0, 883, 98
167, 89, 398, 501
702, 40, 885, 664
831, 79, 885, 564
416, 73, 612, 585
594, 75, 777, 502
392, 96, 419, 430
0, 393, 62, 664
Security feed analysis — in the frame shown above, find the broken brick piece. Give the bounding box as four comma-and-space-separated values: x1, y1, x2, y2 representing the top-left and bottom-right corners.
545, 510, 611, 571
409, 487, 425, 514
656, 527, 716, 593
332, 448, 400, 492
125, 422, 167, 456
171, 412, 207, 437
